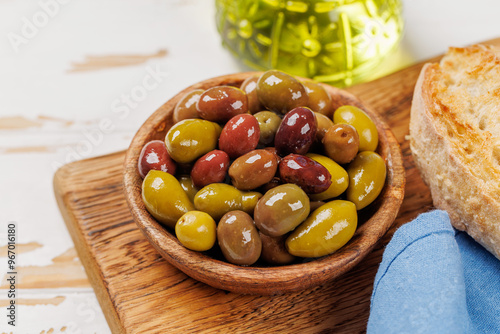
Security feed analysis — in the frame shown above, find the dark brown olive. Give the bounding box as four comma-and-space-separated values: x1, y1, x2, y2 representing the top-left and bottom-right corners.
229, 149, 278, 190
173, 89, 203, 123
218, 211, 262, 266
259, 177, 282, 193
190, 150, 230, 188
322, 124, 359, 164
274, 107, 317, 157
197, 86, 248, 122
259, 232, 296, 265
309, 200, 326, 211
279, 154, 332, 194
219, 114, 260, 158
302, 79, 334, 117
240, 75, 263, 114
256, 70, 308, 114
138, 140, 176, 178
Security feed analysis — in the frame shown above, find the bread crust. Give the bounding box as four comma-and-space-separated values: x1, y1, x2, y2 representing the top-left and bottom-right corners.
410, 45, 500, 259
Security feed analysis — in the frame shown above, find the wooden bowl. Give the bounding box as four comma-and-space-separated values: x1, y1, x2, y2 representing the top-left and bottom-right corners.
123, 72, 405, 295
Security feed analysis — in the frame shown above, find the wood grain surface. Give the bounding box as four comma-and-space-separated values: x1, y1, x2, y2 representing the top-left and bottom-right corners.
53, 38, 500, 334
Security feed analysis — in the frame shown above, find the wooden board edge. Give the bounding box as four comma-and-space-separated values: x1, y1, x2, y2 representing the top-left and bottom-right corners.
53, 155, 126, 334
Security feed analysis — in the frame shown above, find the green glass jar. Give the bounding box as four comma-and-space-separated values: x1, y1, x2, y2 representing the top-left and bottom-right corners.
215, 0, 403, 86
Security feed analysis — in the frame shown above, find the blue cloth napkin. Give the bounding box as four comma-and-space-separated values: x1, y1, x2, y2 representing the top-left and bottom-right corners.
368, 210, 500, 334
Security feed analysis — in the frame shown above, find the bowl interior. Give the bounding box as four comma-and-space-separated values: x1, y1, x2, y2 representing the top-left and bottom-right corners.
123, 72, 405, 295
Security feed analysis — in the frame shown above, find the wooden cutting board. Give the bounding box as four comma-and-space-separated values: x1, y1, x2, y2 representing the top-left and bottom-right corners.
53, 38, 500, 334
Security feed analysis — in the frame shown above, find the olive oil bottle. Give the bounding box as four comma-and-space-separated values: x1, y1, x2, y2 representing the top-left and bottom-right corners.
215, 0, 403, 87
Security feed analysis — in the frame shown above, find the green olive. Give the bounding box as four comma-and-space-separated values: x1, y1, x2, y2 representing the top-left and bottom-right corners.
346, 151, 386, 210
218, 211, 262, 266
306, 153, 349, 201
254, 111, 282, 145
302, 79, 334, 117
165, 119, 222, 164
193, 183, 261, 220
241, 191, 263, 215
194, 183, 242, 221
175, 211, 216, 251
333, 105, 378, 152
142, 170, 194, 228
178, 175, 199, 203
256, 70, 308, 114
254, 184, 310, 237
286, 200, 357, 257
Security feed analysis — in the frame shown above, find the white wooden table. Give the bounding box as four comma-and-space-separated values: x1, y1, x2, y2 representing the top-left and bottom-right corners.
1, 1, 499, 333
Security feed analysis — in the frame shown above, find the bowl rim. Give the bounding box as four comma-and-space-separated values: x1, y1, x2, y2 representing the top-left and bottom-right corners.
123, 71, 405, 295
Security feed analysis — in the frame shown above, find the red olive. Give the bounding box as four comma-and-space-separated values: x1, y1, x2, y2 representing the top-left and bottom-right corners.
197, 86, 248, 122
138, 140, 176, 178
190, 150, 230, 188
219, 114, 260, 159
274, 107, 317, 157
279, 154, 331, 194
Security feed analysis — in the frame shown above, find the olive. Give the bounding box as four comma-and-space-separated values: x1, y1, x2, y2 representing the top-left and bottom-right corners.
240, 75, 263, 114
178, 175, 198, 202
218, 211, 262, 266
165, 119, 221, 164
259, 176, 282, 193
306, 153, 349, 201
138, 140, 176, 178
142, 170, 194, 228
263, 146, 281, 164
194, 183, 242, 221
302, 79, 334, 117
241, 192, 263, 215
322, 124, 360, 164
254, 184, 310, 237
286, 200, 357, 258
346, 151, 386, 210
175, 211, 216, 251
259, 232, 296, 265
197, 86, 248, 122
229, 149, 278, 190
275, 107, 317, 156
190, 150, 230, 188
333, 105, 378, 152
279, 154, 332, 194
173, 89, 203, 123
219, 114, 260, 158
254, 111, 282, 145
193, 183, 261, 220
314, 112, 334, 143
256, 70, 308, 114
309, 200, 326, 211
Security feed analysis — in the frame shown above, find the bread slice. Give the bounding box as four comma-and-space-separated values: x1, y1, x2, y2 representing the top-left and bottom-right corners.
410, 44, 500, 259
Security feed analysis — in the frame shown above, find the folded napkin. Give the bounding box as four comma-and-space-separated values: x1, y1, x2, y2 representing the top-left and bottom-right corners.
368, 210, 500, 334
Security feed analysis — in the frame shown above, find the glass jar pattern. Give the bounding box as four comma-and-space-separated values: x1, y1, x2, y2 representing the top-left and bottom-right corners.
215, 0, 403, 86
